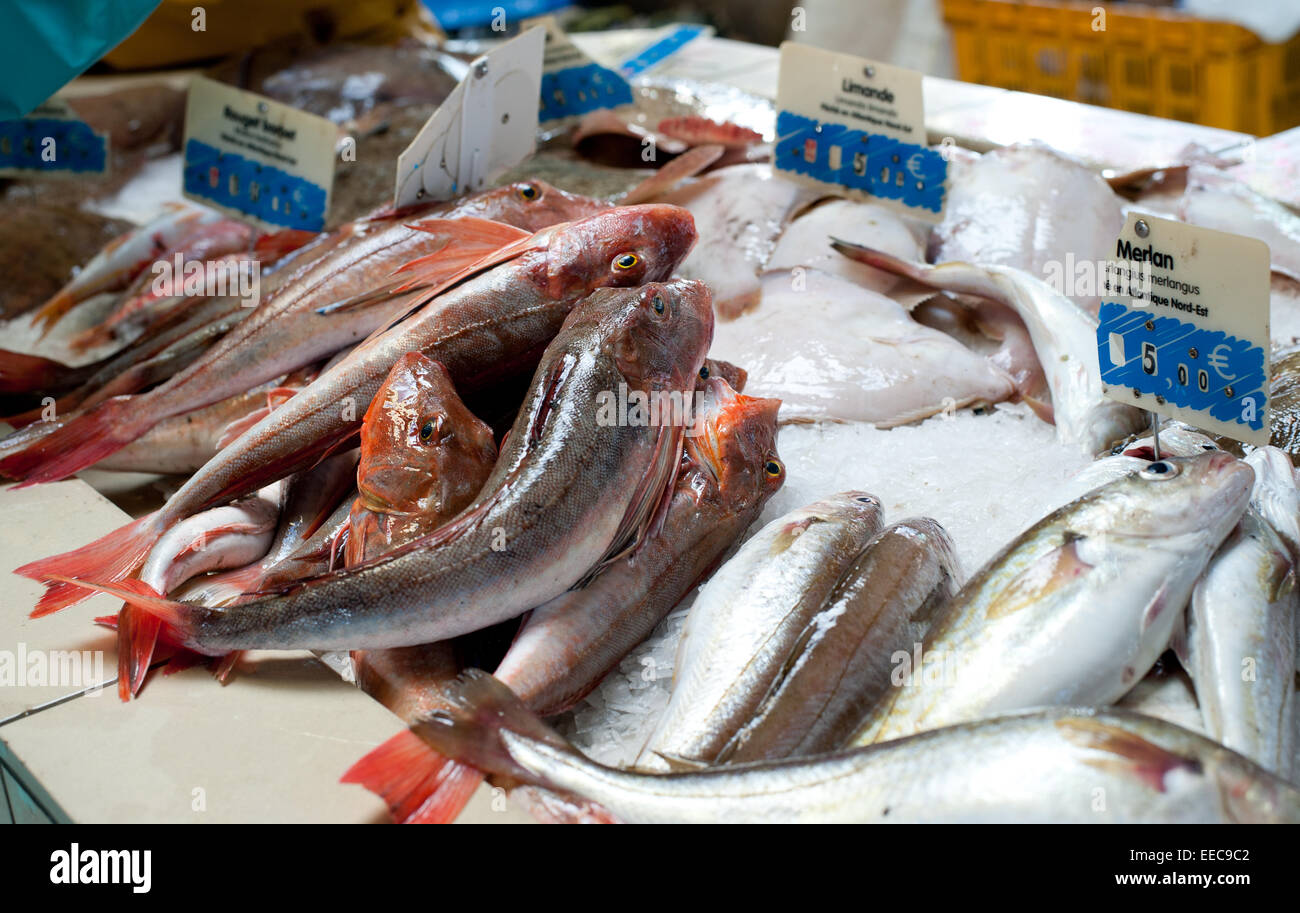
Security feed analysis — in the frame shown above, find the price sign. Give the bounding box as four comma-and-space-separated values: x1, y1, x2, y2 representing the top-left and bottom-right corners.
394, 27, 544, 208
0, 98, 108, 177
182, 77, 337, 232
774, 42, 947, 222
1096, 212, 1271, 445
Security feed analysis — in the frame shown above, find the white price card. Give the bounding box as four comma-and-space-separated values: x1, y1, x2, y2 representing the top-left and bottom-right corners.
774, 42, 947, 223
394, 27, 544, 208
1096, 211, 1271, 445
0, 97, 108, 178
182, 76, 338, 232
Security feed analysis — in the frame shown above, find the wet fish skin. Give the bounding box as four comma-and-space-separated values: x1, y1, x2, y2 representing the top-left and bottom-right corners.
832, 242, 1145, 452
150, 203, 698, 528
413, 673, 1300, 823
850, 451, 1253, 746
638, 490, 885, 771
719, 518, 961, 764
1184, 449, 1298, 778
347, 352, 498, 566
493, 377, 784, 716
931, 142, 1124, 315
105, 278, 713, 654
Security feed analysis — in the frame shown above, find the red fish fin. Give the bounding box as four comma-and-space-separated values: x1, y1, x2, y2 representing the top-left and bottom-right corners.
18, 512, 164, 616
374, 219, 545, 333
576, 424, 683, 587
657, 116, 763, 147
0, 349, 79, 394
0, 396, 151, 484
117, 603, 163, 700
42, 575, 211, 654
29, 290, 82, 337
620, 144, 724, 204
342, 730, 485, 824
254, 229, 317, 261
213, 651, 242, 684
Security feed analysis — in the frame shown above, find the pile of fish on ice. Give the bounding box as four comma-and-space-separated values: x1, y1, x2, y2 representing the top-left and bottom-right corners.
4, 82, 1300, 823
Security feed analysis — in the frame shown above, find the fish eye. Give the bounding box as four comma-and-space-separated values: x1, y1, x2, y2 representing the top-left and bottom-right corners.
699, 364, 710, 379
1139, 460, 1180, 480
517, 183, 538, 201
855, 496, 874, 504
764, 459, 784, 478
652, 294, 665, 315
613, 253, 640, 271
419, 420, 436, 442
1200, 442, 1218, 451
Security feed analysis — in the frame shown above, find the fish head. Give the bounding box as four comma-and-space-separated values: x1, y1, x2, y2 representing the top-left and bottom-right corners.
357, 352, 497, 518
684, 377, 783, 511
476, 180, 614, 232
699, 358, 747, 393
1074, 451, 1254, 543
543, 204, 697, 299
605, 278, 714, 393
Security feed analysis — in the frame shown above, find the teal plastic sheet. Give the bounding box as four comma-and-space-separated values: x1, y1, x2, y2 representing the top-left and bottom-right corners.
0, 0, 162, 119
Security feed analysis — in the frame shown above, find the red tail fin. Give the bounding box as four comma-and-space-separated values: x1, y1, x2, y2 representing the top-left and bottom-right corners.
0, 396, 152, 484
42, 574, 198, 636
18, 512, 165, 616
341, 730, 485, 824
0, 349, 79, 394
117, 603, 163, 701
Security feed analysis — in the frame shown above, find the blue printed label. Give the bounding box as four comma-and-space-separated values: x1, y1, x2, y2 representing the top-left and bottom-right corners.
539, 62, 634, 122
1097, 302, 1267, 433
181, 76, 337, 232
0, 116, 107, 175
183, 139, 327, 231
774, 110, 946, 215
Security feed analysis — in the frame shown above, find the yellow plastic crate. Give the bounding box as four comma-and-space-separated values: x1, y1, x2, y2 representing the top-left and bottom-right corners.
942, 0, 1300, 135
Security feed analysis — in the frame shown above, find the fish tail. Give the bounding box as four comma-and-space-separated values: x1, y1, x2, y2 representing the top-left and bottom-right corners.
117, 603, 163, 700
342, 729, 485, 824
18, 512, 166, 616
0, 396, 152, 483
405, 670, 582, 800
29, 289, 81, 337
0, 348, 79, 394
43, 575, 218, 658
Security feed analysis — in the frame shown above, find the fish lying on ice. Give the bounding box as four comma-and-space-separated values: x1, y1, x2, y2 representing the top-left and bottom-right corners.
707, 268, 1016, 424
375, 672, 1300, 823
848, 451, 1253, 746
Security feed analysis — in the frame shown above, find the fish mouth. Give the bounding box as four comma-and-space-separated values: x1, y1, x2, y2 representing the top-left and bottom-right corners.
686, 382, 780, 482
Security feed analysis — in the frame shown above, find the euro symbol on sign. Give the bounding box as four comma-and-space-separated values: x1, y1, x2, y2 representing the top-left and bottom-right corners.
1207, 344, 1237, 382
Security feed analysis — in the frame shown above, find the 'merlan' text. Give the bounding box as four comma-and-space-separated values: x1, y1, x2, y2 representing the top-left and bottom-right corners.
50, 844, 151, 894
1117, 238, 1175, 269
